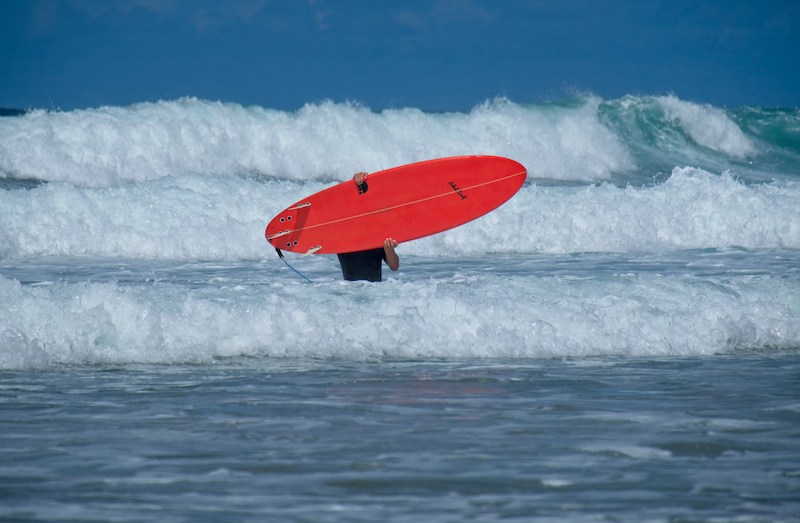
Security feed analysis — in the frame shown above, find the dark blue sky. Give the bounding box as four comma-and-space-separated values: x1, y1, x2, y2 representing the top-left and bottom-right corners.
2, 0, 798, 111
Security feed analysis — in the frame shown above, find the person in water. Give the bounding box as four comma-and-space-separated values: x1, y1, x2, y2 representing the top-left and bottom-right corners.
337, 172, 400, 282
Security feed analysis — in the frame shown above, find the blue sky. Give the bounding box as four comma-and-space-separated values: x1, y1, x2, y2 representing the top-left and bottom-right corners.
1, 0, 798, 111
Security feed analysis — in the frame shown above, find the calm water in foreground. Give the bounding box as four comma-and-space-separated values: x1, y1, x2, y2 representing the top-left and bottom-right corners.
2, 354, 798, 522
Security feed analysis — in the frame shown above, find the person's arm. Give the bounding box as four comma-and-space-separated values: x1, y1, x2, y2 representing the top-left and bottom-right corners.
353, 171, 400, 273
384, 237, 400, 272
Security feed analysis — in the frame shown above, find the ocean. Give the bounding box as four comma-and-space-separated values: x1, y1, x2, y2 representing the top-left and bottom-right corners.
1, 95, 799, 521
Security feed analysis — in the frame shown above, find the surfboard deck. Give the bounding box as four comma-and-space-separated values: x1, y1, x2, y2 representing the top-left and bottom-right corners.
265, 155, 527, 254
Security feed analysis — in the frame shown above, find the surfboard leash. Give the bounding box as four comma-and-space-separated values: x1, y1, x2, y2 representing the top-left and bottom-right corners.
275, 248, 313, 283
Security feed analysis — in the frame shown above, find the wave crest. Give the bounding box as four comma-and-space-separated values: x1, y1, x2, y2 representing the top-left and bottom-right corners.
4, 94, 776, 187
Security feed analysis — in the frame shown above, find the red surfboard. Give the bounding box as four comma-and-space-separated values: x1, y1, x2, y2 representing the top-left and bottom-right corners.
265, 155, 527, 254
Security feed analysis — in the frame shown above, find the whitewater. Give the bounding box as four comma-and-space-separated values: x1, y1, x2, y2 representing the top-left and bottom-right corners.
1, 94, 799, 522
1, 94, 798, 366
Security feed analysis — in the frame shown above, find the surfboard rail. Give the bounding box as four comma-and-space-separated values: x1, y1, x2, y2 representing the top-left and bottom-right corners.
265, 155, 527, 254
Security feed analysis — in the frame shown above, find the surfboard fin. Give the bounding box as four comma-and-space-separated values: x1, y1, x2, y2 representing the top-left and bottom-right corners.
266, 229, 291, 241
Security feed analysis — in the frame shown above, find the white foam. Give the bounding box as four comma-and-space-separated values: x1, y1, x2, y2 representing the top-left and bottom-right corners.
656, 95, 757, 158
413, 166, 800, 255
1, 266, 797, 369
0, 97, 633, 186
0, 175, 321, 260
1, 167, 798, 261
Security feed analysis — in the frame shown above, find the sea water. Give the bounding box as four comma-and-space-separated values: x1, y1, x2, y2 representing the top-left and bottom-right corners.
1, 95, 799, 521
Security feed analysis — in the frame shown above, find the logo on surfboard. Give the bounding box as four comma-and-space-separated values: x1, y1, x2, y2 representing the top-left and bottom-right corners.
449, 181, 467, 200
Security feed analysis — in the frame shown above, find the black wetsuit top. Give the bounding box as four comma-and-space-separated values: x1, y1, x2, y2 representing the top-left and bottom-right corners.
337, 248, 386, 282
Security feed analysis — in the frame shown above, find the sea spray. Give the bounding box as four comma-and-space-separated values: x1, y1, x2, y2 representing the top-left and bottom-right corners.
1, 167, 797, 260
1, 264, 797, 369
6, 95, 793, 187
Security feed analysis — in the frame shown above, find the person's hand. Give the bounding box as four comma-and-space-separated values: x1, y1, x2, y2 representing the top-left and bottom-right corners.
384, 237, 400, 272
353, 172, 368, 185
